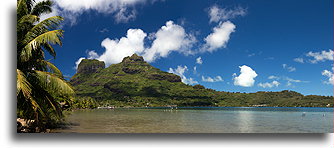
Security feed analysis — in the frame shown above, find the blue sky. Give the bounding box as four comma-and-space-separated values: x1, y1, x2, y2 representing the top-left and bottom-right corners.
45, 0, 333, 96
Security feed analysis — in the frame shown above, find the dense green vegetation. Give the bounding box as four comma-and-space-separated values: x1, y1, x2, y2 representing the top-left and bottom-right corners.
71, 54, 333, 108
17, 0, 74, 132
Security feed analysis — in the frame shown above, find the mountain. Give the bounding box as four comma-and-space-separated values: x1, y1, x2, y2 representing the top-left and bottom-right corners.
70, 54, 216, 107
70, 54, 333, 107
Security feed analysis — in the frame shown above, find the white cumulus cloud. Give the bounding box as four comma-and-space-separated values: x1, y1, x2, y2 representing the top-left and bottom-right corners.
233, 65, 257, 87
143, 21, 196, 62
258, 81, 280, 88
196, 57, 203, 64
306, 49, 333, 63
168, 66, 198, 85
202, 21, 236, 52
202, 76, 223, 82
87, 50, 99, 59
201, 5, 243, 53
208, 5, 246, 23
322, 70, 334, 85
75, 21, 196, 67
98, 29, 147, 66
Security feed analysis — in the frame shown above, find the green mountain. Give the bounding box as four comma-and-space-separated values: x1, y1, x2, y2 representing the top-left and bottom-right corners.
70, 54, 333, 108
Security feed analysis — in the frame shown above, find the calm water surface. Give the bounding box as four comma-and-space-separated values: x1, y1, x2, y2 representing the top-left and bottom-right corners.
52, 107, 333, 133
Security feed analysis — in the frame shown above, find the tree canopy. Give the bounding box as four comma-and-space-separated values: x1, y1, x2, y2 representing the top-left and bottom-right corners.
17, 0, 74, 132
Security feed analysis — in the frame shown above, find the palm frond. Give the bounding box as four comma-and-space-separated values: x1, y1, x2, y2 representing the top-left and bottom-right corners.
17, 0, 29, 21
17, 69, 32, 98
37, 59, 63, 76
17, 14, 39, 41
24, 16, 64, 58
20, 30, 63, 62
33, 70, 74, 96
45, 95, 62, 118
18, 14, 39, 26
17, 69, 44, 116
30, 16, 64, 34
42, 43, 56, 57
25, 16, 64, 50
25, 0, 35, 13
31, 0, 53, 17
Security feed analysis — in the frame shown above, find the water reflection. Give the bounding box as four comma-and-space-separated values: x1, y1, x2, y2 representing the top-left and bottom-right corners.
236, 111, 254, 132
53, 108, 333, 133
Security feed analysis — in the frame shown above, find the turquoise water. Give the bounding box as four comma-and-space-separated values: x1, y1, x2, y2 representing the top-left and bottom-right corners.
52, 107, 333, 133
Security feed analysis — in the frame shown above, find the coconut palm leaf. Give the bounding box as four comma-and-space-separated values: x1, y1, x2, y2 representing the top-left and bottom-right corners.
21, 16, 64, 58
16, 69, 32, 98
20, 30, 63, 62
17, 0, 29, 20
17, 69, 45, 117
18, 14, 39, 26
17, 14, 39, 35
30, 16, 64, 34
44, 95, 62, 118
30, 0, 53, 17
17, 14, 39, 43
42, 43, 56, 57
37, 59, 62, 76
33, 70, 74, 95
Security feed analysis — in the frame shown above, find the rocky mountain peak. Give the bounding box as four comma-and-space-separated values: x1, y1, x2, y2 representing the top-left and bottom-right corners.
77, 59, 105, 74
121, 54, 145, 63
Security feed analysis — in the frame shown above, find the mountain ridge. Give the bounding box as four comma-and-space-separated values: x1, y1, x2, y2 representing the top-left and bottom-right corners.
70, 54, 333, 107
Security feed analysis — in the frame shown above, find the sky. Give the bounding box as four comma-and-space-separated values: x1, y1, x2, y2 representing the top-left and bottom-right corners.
43, 0, 333, 96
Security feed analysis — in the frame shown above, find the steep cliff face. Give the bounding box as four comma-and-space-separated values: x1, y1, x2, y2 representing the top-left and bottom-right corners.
77, 59, 105, 74
70, 59, 105, 86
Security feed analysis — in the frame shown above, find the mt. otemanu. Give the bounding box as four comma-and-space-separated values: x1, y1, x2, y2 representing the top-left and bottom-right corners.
70, 54, 333, 107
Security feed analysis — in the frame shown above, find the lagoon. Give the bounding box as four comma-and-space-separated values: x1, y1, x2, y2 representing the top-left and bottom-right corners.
52, 107, 333, 133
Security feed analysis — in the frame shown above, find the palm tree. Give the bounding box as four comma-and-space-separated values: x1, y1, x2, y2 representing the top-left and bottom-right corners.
17, 0, 74, 132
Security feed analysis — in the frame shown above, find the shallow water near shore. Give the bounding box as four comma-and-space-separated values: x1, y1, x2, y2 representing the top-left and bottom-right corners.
52, 107, 333, 133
